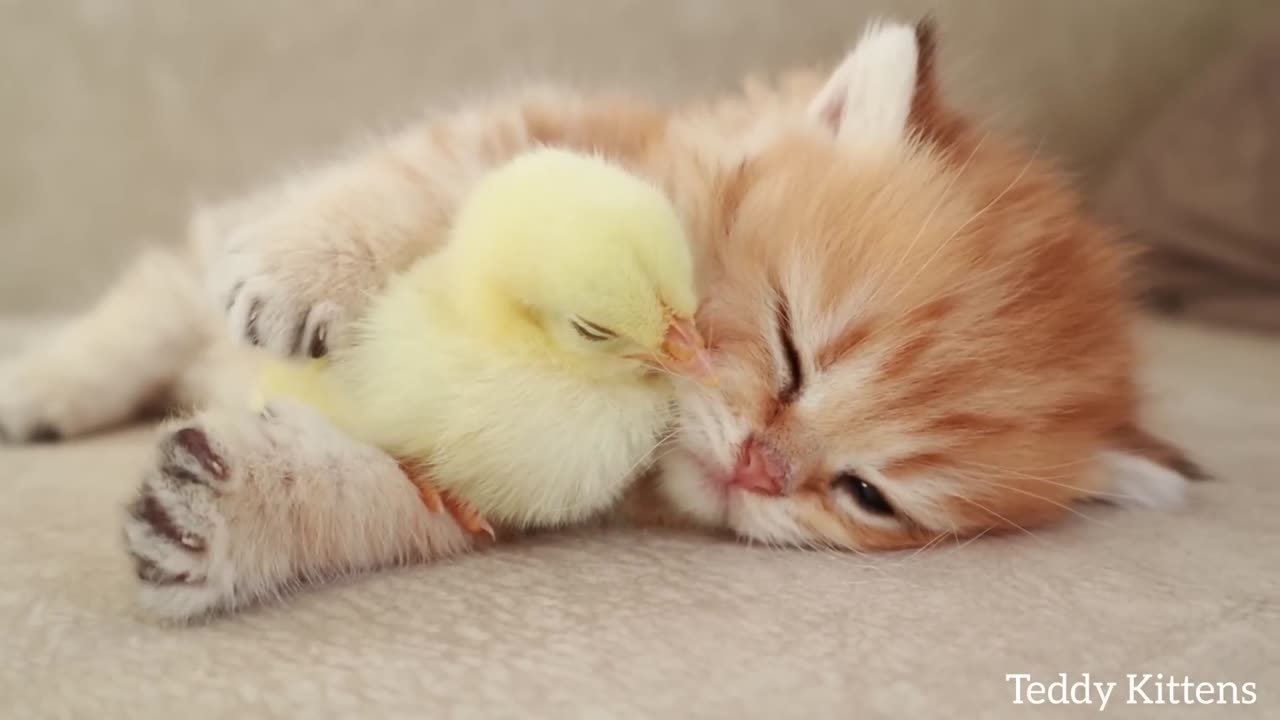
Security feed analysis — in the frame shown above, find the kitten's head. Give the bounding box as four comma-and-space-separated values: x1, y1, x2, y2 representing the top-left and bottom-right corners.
658, 20, 1199, 549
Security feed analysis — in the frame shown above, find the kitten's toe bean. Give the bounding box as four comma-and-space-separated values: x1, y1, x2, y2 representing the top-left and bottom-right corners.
300, 305, 336, 359
166, 426, 227, 482
126, 399, 484, 621
123, 485, 227, 621
216, 254, 344, 359
206, 209, 374, 360
124, 424, 241, 621
0, 414, 64, 445
27, 423, 63, 444
223, 277, 283, 353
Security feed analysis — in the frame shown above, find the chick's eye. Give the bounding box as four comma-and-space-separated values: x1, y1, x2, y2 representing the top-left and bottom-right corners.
571, 318, 616, 342
836, 472, 894, 516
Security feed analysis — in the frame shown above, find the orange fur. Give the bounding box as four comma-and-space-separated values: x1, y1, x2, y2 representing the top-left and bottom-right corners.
610, 20, 1194, 550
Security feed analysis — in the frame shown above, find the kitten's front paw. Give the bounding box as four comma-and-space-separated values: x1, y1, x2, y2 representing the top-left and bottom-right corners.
123, 425, 237, 621
209, 213, 384, 359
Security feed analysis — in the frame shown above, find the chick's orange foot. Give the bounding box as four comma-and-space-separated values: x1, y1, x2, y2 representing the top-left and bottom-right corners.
398, 460, 495, 540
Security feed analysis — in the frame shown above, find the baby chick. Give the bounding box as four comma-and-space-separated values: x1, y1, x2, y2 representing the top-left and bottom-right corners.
259, 148, 714, 532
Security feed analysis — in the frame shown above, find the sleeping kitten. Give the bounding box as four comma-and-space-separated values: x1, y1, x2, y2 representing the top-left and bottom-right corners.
0, 20, 1199, 620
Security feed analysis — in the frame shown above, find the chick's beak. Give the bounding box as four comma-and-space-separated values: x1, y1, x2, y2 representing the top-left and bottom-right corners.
657, 316, 718, 386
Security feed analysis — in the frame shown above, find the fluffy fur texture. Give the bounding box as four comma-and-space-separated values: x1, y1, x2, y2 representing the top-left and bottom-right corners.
0, 20, 1201, 621
258, 148, 704, 531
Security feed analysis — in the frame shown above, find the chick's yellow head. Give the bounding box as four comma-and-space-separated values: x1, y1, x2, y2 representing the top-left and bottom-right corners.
451, 148, 713, 382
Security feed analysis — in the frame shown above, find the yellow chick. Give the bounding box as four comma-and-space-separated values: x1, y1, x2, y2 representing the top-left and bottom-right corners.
258, 148, 714, 531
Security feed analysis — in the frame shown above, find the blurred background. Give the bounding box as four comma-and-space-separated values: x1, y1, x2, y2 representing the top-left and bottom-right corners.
2, 0, 1278, 329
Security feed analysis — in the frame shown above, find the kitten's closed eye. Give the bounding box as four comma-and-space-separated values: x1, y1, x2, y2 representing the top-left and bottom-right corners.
775, 298, 804, 401
836, 472, 895, 516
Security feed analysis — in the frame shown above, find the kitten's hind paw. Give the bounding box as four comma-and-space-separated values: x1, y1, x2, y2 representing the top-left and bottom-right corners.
123, 425, 236, 621
123, 402, 480, 622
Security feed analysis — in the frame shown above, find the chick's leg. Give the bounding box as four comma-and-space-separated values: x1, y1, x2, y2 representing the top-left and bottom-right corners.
398, 461, 495, 540
122, 400, 486, 622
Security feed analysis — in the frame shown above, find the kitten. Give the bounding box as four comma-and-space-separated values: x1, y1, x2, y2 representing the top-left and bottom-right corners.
0, 20, 1199, 620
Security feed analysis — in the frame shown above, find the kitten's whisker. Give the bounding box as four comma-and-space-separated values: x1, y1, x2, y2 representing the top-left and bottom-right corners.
892, 530, 949, 566
793, 519, 890, 574
702, 317, 718, 351
955, 456, 1094, 475
878, 138, 1041, 317
944, 465, 1109, 526
955, 494, 1044, 543
646, 361, 682, 383
951, 525, 992, 553
872, 239, 1047, 339
942, 461, 1121, 512
627, 428, 680, 474
951, 459, 1132, 502
971, 478, 1108, 526
546, 428, 682, 515
869, 238, 1049, 342
860, 130, 989, 314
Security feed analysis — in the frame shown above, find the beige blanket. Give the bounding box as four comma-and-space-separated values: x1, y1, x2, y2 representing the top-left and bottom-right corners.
3, 318, 1277, 718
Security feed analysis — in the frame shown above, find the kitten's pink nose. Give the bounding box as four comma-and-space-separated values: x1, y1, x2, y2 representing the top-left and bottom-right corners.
731, 437, 787, 496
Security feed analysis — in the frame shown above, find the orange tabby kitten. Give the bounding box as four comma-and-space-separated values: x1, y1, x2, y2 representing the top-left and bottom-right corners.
0, 20, 1198, 620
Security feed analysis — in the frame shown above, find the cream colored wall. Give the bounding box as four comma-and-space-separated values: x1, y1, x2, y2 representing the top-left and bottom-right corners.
1, 0, 1271, 311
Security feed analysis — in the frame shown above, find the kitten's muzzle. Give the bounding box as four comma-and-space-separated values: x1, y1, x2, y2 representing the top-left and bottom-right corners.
730, 436, 787, 496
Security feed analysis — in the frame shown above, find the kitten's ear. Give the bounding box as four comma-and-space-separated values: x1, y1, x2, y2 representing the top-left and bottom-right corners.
1094, 424, 1210, 509
807, 19, 926, 149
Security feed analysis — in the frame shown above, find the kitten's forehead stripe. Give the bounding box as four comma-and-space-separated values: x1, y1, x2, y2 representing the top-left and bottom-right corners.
882, 452, 951, 477
878, 334, 935, 383
816, 322, 873, 369
773, 293, 803, 404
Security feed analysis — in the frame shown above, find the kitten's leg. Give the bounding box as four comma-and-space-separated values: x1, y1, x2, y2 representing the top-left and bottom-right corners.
202, 150, 452, 358
122, 400, 478, 621
206, 114, 504, 357
0, 247, 215, 443
205, 87, 644, 357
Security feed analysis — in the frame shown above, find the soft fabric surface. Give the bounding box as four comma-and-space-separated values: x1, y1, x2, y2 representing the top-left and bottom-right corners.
1099, 11, 1280, 334
2, 318, 1276, 719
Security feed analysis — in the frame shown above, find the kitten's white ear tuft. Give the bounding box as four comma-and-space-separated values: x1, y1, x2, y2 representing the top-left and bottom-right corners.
807, 20, 919, 149
1097, 450, 1188, 510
